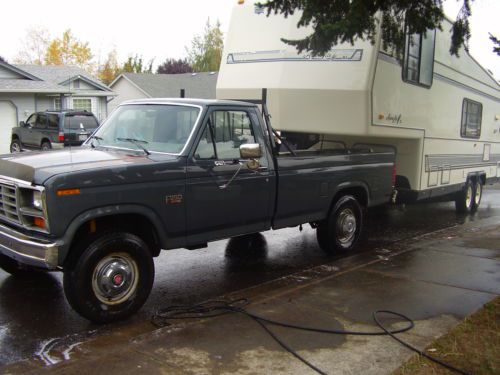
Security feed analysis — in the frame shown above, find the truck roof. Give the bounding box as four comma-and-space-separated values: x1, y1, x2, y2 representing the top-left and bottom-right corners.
120, 98, 257, 108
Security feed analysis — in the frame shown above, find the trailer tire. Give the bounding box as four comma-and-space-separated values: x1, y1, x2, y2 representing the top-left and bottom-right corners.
455, 180, 474, 214
471, 180, 482, 212
317, 195, 363, 253
63, 232, 154, 323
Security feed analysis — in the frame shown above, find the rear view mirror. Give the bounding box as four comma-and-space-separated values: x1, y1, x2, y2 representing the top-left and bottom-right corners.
240, 143, 262, 159
19, 121, 26, 127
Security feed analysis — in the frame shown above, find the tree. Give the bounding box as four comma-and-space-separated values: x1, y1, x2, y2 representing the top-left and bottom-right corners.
187, 19, 224, 72
122, 55, 154, 73
157, 58, 193, 74
260, 0, 474, 58
490, 34, 500, 56
45, 29, 93, 71
98, 49, 122, 84
14, 26, 51, 64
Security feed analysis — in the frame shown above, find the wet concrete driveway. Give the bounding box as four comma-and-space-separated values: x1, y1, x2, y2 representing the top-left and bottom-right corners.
1, 186, 499, 369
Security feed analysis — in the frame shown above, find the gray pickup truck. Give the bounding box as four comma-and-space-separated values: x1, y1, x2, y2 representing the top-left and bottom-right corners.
0, 98, 395, 323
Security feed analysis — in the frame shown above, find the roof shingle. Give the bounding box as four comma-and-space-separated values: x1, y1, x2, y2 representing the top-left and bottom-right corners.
119, 72, 218, 98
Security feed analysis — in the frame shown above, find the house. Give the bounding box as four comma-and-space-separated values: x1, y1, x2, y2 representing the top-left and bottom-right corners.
108, 72, 218, 114
0, 61, 115, 153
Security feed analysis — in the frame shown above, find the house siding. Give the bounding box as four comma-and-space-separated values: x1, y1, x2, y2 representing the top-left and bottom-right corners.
108, 77, 148, 114
99, 97, 108, 121
35, 95, 56, 111
0, 93, 35, 122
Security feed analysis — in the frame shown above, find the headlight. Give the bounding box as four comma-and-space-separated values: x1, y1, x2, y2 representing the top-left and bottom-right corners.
17, 187, 49, 233
33, 190, 43, 209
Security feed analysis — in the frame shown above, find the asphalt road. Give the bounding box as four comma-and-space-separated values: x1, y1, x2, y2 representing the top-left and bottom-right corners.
1, 186, 499, 366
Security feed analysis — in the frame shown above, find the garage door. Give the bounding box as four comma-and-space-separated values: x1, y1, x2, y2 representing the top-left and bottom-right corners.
0, 101, 16, 154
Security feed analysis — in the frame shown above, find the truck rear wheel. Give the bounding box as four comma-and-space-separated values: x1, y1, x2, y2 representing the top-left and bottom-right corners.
455, 180, 474, 213
317, 195, 363, 253
41, 141, 51, 151
63, 232, 155, 323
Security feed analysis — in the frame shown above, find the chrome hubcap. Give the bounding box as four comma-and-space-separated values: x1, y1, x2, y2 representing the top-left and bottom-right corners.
336, 208, 357, 244
465, 185, 473, 208
474, 184, 482, 205
92, 253, 139, 305
11, 143, 20, 152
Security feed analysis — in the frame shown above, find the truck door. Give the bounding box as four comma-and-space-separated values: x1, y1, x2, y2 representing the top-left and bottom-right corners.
186, 107, 274, 245
21, 113, 42, 147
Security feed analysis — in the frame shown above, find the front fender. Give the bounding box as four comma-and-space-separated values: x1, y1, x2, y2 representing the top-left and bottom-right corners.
58, 204, 169, 264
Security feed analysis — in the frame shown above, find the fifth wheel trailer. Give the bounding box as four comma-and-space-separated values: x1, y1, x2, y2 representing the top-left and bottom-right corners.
217, 1, 500, 212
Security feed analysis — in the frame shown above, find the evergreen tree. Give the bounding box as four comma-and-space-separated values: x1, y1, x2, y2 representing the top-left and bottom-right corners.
260, 0, 474, 58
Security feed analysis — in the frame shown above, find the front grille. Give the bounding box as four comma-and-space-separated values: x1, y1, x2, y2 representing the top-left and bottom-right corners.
0, 183, 21, 224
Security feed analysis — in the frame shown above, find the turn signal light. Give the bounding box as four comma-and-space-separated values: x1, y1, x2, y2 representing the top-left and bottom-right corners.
34, 217, 46, 229
58, 132, 65, 142
57, 188, 81, 197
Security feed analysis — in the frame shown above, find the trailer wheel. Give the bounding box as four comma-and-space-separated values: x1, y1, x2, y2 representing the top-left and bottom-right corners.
63, 232, 154, 323
317, 195, 363, 253
455, 180, 474, 213
471, 181, 483, 212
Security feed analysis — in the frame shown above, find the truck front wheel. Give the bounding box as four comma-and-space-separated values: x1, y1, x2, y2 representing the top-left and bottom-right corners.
63, 232, 155, 323
317, 195, 363, 253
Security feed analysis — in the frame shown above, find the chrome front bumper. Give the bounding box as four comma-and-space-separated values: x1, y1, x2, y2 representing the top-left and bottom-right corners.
0, 223, 59, 269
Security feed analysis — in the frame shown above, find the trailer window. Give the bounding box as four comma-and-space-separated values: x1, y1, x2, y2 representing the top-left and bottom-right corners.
461, 99, 482, 139
403, 29, 436, 87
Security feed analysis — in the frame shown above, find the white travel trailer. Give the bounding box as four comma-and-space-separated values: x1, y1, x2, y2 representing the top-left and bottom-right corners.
217, 1, 500, 212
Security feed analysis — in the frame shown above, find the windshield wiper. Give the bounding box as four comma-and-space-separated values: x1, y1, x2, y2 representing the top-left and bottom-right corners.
116, 137, 151, 155
89, 135, 103, 149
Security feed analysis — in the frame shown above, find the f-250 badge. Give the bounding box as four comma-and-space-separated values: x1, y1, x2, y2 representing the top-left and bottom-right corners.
166, 194, 183, 205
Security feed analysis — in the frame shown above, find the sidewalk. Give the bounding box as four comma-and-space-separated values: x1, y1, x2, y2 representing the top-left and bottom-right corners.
4, 216, 500, 375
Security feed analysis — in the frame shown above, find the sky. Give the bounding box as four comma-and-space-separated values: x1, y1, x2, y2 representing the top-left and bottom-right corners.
0, 0, 499, 80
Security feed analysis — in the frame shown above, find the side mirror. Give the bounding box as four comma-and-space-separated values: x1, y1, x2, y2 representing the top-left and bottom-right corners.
240, 143, 262, 171
19, 121, 26, 127
240, 143, 262, 159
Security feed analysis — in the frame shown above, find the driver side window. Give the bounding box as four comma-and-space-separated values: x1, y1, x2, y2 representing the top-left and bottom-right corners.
194, 110, 256, 160
26, 114, 37, 127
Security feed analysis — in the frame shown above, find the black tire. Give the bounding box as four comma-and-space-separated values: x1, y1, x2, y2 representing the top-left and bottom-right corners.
471, 180, 483, 212
455, 180, 474, 214
63, 232, 155, 323
41, 141, 51, 151
10, 139, 22, 153
316, 224, 329, 252
317, 195, 363, 253
0, 253, 37, 277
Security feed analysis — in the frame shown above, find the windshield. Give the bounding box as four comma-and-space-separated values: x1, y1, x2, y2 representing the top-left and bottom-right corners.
93, 104, 201, 154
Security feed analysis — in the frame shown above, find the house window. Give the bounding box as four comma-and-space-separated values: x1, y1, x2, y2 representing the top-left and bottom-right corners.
73, 98, 92, 112
403, 29, 436, 87
461, 99, 482, 139
54, 98, 61, 110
